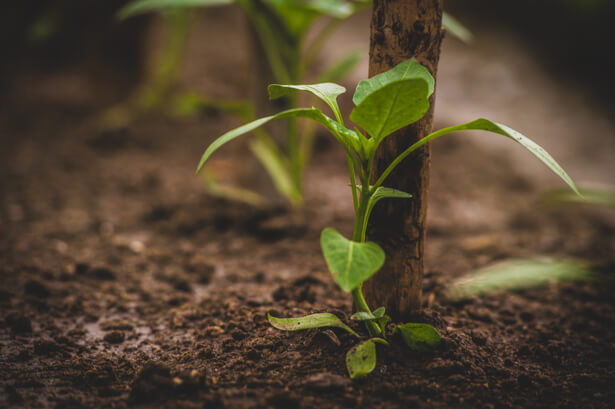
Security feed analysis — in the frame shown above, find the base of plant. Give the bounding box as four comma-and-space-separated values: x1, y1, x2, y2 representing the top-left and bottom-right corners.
268, 312, 441, 379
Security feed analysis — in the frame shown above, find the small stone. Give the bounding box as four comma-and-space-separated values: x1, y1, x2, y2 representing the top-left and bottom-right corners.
74, 263, 89, 275
24, 280, 50, 298
4, 312, 32, 334
34, 339, 61, 355
230, 329, 247, 341
471, 329, 488, 346
103, 330, 125, 344
90, 267, 116, 280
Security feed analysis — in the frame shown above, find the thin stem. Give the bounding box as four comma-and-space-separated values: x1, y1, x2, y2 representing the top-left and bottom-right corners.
346, 152, 359, 212
373, 128, 443, 188
350, 185, 381, 336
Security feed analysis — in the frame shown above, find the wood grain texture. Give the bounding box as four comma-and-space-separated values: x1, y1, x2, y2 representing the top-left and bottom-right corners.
364, 0, 444, 320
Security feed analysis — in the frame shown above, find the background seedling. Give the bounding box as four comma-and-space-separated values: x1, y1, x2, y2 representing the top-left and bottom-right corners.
197, 58, 579, 378
119, 0, 471, 207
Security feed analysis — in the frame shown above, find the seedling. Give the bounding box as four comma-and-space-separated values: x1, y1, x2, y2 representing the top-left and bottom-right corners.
197, 58, 579, 377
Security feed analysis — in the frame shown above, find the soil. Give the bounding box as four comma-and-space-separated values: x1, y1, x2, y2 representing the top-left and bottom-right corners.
1, 7, 615, 409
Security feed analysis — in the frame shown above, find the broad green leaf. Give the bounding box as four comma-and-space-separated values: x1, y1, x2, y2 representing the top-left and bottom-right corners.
351, 60, 434, 140
196, 108, 345, 174
346, 339, 376, 379
269, 83, 346, 121
396, 323, 442, 352
442, 12, 473, 43
352, 59, 434, 106
360, 187, 412, 241
375, 118, 581, 197
268, 312, 359, 337
317, 50, 363, 83
320, 228, 385, 292
443, 259, 595, 302
118, 0, 233, 19
350, 311, 375, 321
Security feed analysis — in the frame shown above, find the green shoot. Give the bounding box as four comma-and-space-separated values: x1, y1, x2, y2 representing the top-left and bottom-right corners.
197, 57, 580, 377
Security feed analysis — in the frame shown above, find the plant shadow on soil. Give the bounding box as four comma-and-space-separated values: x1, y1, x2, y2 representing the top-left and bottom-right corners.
1, 10, 615, 409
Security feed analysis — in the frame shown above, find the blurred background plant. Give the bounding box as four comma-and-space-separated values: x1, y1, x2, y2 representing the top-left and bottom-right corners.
105, 0, 471, 207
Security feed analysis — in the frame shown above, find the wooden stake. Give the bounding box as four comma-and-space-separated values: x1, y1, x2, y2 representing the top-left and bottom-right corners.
364, 0, 444, 320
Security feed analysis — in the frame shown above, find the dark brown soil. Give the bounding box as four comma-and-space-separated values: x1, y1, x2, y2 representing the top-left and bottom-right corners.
1, 8, 615, 409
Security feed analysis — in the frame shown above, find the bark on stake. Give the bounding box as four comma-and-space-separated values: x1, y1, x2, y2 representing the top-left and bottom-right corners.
364, 0, 444, 320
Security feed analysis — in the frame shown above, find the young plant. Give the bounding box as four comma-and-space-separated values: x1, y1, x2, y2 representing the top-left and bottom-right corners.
196, 59, 579, 377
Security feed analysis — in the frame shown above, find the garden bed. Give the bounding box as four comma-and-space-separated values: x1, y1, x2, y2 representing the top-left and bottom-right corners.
1, 9, 614, 409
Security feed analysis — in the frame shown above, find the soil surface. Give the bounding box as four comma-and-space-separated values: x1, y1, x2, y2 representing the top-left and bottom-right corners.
2, 8, 615, 409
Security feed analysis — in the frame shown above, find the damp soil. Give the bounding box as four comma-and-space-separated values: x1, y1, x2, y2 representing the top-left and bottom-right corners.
2, 9, 615, 409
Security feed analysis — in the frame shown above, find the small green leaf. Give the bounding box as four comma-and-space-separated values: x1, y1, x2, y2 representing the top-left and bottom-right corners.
196, 107, 345, 174
372, 307, 385, 319
396, 323, 442, 352
118, 0, 233, 19
320, 228, 385, 292
269, 83, 345, 121
360, 186, 412, 241
268, 313, 359, 337
442, 12, 473, 43
346, 339, 376, 379
350, 311, 376, 321
350, 307, 386, 322
350, 59, 434, 141
375, 118, 581, 196
443, 259, 595, 301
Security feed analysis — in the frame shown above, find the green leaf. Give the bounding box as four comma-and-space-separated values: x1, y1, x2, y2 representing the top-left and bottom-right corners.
196, 107, 341, 174
350, 311, 375, 321
360, 186, 412, 241
118, 0, 233, 19
442, 12, 473, 43
350, 59, 434, 141
352, 59, 434, 106
317, 50, 363, 83
320, 228, 385, 292
372, 307, 385, 319
346, 339, 376, 379
375, 118, 581, 197
269, 83, 346, 121
443, 259, 595, 302
351, 307, 385, 322
396, 323, 442, 352
262, 0, 353, 37
249, 135, 302, 207
267, 313, 359, 337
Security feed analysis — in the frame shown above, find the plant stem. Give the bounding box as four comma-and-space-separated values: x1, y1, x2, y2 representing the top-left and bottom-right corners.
351, 185, 381, 336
